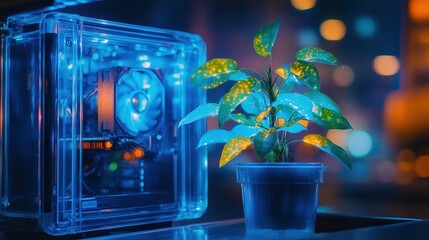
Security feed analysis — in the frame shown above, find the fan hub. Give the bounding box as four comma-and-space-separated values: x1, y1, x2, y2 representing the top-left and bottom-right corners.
132, 92, 149, 113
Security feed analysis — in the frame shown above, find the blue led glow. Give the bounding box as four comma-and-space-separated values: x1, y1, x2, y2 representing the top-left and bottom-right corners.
297, 29, 319, 47
355, 16, 377, 38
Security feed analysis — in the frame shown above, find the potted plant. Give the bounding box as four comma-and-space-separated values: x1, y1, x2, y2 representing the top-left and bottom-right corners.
179, 21, 352, 239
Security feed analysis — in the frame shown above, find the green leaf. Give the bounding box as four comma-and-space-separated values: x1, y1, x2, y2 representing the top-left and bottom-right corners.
219, 136, 252, 167
231, 124, 263, 137
306, 91, 342, 114
179, 103, 219, 127
275, 66, 289, 79
303, 134, 352, 170
278, 122, 307, 134
190, 58, 238, 89
312, 107, 352, 130
273, 93, 314, 120
229, 113, 256, 126
241, 83, 269, 115
277, 65, 298, 94
296, 47, 340, 66
255, 106, 271, 123
290, 60, 320, 91
253, 20, 280, 57
229, 70, 248, 81
197, 129, 234, 148
254, 128, 277, 160
218, 77, 258, 127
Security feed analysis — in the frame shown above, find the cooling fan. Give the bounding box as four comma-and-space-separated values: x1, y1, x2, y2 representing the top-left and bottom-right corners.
116, 69, 164, 136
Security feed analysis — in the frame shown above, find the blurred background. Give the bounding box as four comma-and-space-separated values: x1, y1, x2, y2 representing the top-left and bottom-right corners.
2, 0, 429, 222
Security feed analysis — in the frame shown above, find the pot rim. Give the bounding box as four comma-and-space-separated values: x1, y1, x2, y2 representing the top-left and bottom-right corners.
236, 162, 324, 169
236, 162, 326, 183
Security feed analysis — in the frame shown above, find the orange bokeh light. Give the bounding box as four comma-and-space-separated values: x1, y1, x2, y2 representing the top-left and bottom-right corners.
291, 0, 317, 10
409, 0, 429, 22
320, 19, 346, 41
415, 155, 429, 177
373, 55, 400, 76
333, 65, 354, 87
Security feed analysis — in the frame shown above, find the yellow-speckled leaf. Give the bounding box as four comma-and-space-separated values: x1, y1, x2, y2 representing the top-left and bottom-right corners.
275, 67, 289, 79
312, 107, 352, 130
296, 47, 340, 66
290, 60, 320, 91
218, 77, 258, 127
190, 58, 238, 89
219, 136, 252, 167
255, 106, 271, 124
253, 21, 280, 57
229, 113, 256, 126
303, 134, 352, 170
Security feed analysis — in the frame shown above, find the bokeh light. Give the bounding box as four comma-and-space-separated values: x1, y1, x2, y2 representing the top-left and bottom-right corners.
347, 130, 372, 158
395, 149, 416, 185
333, 65, 354, 87
409, 0, 429, 22
327, 130, 349, 149
320, 19, 346, 41
297, 29, 319, 47
109, 162, 118, 172
373, 55, 400, 76
355, 16, 376, 38
415, 155, 429, 177
291, 0, 317, 11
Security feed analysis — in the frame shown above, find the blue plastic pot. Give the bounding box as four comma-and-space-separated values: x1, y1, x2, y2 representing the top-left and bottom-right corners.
236, 162, 325, 239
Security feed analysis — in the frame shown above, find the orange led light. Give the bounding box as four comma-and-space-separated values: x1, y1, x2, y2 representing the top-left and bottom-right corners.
133, 147, 145, 158
104, 141, 113, 149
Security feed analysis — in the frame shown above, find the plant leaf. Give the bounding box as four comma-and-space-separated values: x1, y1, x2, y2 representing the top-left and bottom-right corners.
302, 134, 352, 170
313, 107, 352, 130
179, 103, 219, 127
197, 129, 234, 148
290, 60, 320, 91
190, 58, 238, 89
273, 93, 314, 120
253, 20, 280, 57
229, 70, 248, 81
229, 113, 256, 126
296, 47, 340, 66
218, 77, 258, 127
275, 66, 289, 79
278, 122, 307, 134
256, 106, 271, 123
254, 128, 277, 160
306, 91, 342, 114
219, 136, 252, 167
231, 124, 263, 137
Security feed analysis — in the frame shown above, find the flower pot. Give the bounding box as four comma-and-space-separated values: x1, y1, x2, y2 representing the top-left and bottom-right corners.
236, 162, 325, 239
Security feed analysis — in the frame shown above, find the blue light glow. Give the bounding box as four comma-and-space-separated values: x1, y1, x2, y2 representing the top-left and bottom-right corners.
355, 16, 377, 38
297, 29, 319, 47
347, 131, 372, 158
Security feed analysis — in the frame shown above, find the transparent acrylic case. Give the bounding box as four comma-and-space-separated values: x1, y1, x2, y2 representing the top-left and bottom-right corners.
0, 12, 207, 235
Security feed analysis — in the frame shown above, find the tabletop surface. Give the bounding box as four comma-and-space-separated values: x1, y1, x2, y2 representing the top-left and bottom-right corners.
78, 213, 426, 240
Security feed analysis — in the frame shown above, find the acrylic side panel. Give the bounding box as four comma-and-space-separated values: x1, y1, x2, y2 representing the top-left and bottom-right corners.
38, 13, 83, 234
1, 18, 41, 221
